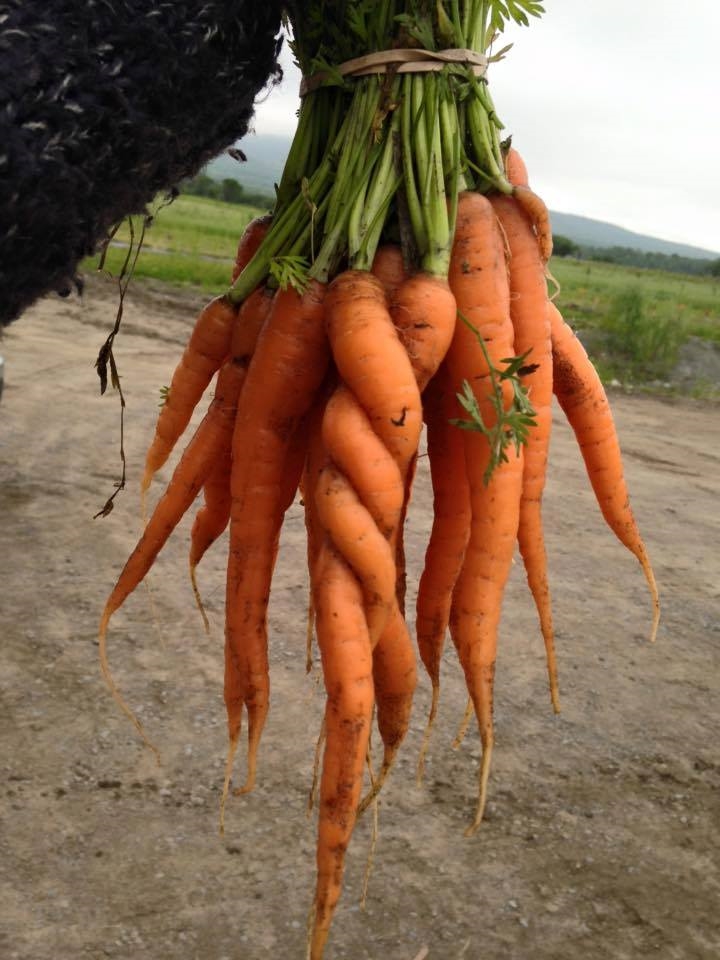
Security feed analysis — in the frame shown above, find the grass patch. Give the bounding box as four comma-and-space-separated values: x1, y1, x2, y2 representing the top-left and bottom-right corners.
550, 257, 720, 344
94, 245, 234, 291
82, 194, 269, 290
599, 288, 684, 382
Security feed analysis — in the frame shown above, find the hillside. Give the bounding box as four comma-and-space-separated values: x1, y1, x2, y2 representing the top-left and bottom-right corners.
205, 135, 719, 260
549, 212, 717, 261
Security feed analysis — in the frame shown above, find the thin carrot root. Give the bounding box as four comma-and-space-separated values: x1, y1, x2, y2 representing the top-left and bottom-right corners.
219, 733, 240, 835
235, 714, 264, 795
189, 561, 211, 636
307, 718, 326, 817
360, 794, 380, 911
416, 681, 440, 785
545, 639, 561, 714
357, 755, 394, 816
465, 733, 494, 837
98, 611, 160, 766
640, 551, 661, 644
452, 698, 474, 750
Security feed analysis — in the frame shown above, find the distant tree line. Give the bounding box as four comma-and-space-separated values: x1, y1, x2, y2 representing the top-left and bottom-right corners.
181, 173, 274, 210
552, 234, 720, 278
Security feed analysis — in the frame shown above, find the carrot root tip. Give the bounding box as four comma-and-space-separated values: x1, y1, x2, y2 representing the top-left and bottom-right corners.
452, 697, 474, 750
219, 734, 240, 831
465, 737, 494, 837
98, 614, 161, 766
416, 681, 440, 785
189, 561, 211, 636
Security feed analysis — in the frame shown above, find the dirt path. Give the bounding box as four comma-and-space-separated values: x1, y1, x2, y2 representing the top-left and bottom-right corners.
1, 275, 718, 960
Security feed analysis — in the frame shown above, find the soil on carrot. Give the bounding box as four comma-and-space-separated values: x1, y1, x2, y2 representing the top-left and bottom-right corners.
1, 273, 718, 960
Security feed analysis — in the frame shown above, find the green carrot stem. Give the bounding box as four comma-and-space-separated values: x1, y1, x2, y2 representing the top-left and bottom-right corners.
401, 74, 426, 257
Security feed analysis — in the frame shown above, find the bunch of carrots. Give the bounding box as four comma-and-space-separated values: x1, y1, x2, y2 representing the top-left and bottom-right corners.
98, 1, 659, 955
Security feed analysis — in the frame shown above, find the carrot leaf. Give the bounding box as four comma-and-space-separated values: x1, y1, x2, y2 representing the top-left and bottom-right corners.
269, 256, 310, 294
450, 312, 537, 483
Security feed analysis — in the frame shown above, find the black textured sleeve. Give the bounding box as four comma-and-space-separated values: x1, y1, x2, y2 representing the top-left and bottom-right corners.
0, 0, 284, 325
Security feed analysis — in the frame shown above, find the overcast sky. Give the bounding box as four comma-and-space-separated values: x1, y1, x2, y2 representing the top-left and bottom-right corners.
249, 0, 720, 254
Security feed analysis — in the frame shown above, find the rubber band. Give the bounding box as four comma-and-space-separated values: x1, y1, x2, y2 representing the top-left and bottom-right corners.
300, 47, 488, 96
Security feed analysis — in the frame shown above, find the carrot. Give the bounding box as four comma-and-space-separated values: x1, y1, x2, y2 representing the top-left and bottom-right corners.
306, 271, 421, 823
371, 270, 457, 779
141, 296, 239, 494
314, 462, 397, 645
549, 302, 660, 641
491, 191, 559, 712
309, 540, 374, 960
504, 145, 529, 187
189, 445, 232, 633
319, 378, 409, 763
320, 384, 404, 541
230, 214, 273, 284
325, 271, 423, 469
445, 191, 524, 834
324, 270, 437, 794
512, 185, 553, 263
358, 600, 417, 815
371, 245, 415, 610
387, 269, 457, 607
301, 389, 336, 673
188, 285, 276, 625
415, 364, 471, 774
371, 243, 408, 300
141, 214, 271, 498
389, 271, 457, 393
98, 356, 245, 747
224, 280, 328, 796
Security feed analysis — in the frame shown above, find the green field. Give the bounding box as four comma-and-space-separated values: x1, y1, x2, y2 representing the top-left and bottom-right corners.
87, 194, 269, 291
88, 194, 719, 383
551, 258, 719, 343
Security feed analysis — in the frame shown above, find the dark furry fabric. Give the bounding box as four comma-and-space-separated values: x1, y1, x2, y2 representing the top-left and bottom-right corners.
0, 0, 284, 325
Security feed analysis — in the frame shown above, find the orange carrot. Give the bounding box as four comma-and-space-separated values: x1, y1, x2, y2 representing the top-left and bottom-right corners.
322, 270, 424, 793
358, 600, 417, 815
98, 357, 245, 746
309, 540, 374, 960
504, 145, 529, 187
491, 191, 559, 712
188, 285, 277, 624
301, 388, 336, 672
549, 302, 660, 641
320, 385, 404, 541
325, 271, 422, 469
370, 270, 457, 785
189, 445, 232, 633
141, 214, 271, 498
224, 280, 328, 796
230, 214, 272, 284
389, 271, 457, 393
371, 243, 408, 300
141, 296, 239, 494
314, 462, 397, 645
415, 364, 471, 770
445, 191, 524, 834
512, 185, 553, 263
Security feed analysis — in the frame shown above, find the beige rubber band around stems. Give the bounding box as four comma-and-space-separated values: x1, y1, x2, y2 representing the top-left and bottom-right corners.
299, 47, 488, 96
